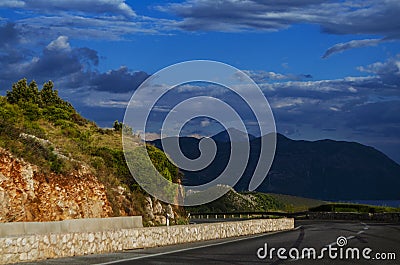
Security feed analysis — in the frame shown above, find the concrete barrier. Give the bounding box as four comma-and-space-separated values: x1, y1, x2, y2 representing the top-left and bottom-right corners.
0, 218, 294, 264
0, 216, 143, 237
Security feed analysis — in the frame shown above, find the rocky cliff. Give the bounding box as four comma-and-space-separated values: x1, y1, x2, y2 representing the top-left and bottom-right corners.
0, 79, 186, 225
0, 148, 113, 222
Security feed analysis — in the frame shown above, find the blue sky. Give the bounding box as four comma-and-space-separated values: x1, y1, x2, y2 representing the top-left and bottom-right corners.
0, 0, 400, 162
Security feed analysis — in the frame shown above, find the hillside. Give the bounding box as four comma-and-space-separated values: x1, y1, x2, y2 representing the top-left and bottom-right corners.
251, 134, 400, 200
186, 188, 285, 214
0, 79, 185, 225
151, 131, 400, 201
186, 187, 325, 214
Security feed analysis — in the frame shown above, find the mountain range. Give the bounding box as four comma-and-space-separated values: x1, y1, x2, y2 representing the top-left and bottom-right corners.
151, 130, 400, 200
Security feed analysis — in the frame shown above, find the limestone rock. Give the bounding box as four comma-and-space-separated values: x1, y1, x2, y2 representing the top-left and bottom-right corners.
143, 196, 154, 220
154, 215, 166, 225
152, 199, 163, 215
0, 148, 113, 222
165, 204, 174, 219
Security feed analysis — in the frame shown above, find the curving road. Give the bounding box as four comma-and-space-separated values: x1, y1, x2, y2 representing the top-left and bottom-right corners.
20, 220, 399, 265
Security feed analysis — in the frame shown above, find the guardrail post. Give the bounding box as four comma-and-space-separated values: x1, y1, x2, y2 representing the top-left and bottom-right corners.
166, 213, 170, 227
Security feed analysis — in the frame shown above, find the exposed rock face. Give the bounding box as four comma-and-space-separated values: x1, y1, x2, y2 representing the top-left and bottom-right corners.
165, 204, 174, 219
111, 185, 136, 216
143, 196, 155, 220
0, 148, 112, 222
153, 199, 163, 215
142, 196, 178, 225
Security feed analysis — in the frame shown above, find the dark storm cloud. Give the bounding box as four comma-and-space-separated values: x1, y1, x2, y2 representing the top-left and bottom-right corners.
158, 0, 326, 31
160, 0, 400, 56
346, 100, 400, 128
162, 0, 400, 36
0, 34, 149, 98
322, 39, 383, 59
0, 22, 28, 78
28, 42, 96, 79
0, 22, 20, 48
1, 36, 100, 86
76, 47, 100, 66
90, 67, 149, 93
320, 1, 400, 37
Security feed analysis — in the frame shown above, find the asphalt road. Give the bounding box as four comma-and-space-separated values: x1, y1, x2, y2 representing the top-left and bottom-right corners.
21, 220, 400, 265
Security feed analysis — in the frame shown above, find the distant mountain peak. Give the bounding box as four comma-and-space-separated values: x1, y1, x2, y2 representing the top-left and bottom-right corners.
211, 128, 256, 142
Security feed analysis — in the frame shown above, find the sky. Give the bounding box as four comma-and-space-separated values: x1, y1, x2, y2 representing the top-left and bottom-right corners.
0, 0, 399, 163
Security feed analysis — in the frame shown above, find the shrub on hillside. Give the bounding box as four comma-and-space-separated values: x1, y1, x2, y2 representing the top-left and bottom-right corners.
5, 78, 83, 125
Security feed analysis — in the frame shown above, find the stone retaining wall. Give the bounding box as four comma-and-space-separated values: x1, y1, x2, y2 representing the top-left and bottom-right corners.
0, 218, 294, 264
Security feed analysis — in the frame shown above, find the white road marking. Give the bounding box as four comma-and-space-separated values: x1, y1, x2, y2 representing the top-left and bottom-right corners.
361, 222, 370, 230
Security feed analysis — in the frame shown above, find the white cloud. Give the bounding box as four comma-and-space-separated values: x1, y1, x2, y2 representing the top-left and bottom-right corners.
329, 107, 340, 112
0, 0, 25, 8
46, 36, 71, 51
245, 70, 290, 81
271, 97, 321, 109
83, 91, 132, 108
0, 1, 163, 43
143, 132, 162, 141
16, 14, 157, 41
357, 55, 400, 75
348, 86, 358, 93
10, 0, 136, 17
201, 119, 211, 127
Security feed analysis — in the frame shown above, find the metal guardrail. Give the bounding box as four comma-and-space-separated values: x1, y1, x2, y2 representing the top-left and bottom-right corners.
188, 211, 308, 219
188, 211, 400, 222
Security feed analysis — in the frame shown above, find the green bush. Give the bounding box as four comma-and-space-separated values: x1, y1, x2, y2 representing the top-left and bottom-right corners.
6, 79, 40, 105
6, 78, 83, 125
91, 147, 135, 187
43, 106, 72, 122
21, 102, 41, 121
146, 145, 179, 182
23, 121, 46, 139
